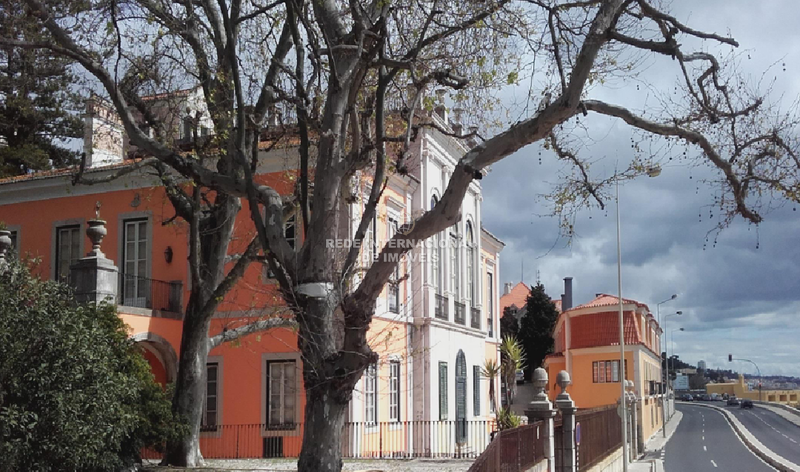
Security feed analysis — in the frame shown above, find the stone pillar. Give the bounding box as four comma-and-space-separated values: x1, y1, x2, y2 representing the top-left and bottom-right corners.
525, 368, 557, 471
555, 371, 577, 472
70, 219, 119, 304
626, 380, 639, 459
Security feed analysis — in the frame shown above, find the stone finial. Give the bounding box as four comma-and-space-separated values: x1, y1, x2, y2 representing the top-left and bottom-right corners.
557, 371, 571, 393
0, 229, 11, 267
86, 219, 108, 257
532, 367, 549, 402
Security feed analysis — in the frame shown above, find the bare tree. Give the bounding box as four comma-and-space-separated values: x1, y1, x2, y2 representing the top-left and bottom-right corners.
6, 0, 799, 470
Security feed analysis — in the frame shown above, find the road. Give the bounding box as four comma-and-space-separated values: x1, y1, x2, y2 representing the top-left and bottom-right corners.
665, 403, 775, 472
727, 404, 800, 465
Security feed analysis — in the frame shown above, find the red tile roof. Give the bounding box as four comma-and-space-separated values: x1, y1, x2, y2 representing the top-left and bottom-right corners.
570, 311, 641, 349
569, 293, 650, 313
0, 159, 145, 186
499, 282, 530, 312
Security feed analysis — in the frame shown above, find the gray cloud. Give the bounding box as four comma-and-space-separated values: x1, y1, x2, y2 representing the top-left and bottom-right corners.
481, 0, 800, 376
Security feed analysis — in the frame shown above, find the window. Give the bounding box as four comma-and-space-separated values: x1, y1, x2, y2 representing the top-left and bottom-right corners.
487, 272, 494, 337
473, 365, 481, 416
267, 360, 296, 429
389, 360, 401, 422
55, 225, 81, 282
285, 214, 296, 249
439, 362, 448, 420
450, 227, 460, 298
202, 363, 219, 430
592, 360, 628, 383
181, 116, 192, 140
364, 363, 378, 424
122, 219, 148, 306
431, 197, 441, 294
466, 222, 475, 304
387, 217, 399, 313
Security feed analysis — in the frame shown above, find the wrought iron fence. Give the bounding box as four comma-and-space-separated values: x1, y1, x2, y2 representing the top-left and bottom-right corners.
467, 420, 548, 472
142, 420, 497, 461
435, 293, 448, 320
471, 307, 481, 329
118, 273, 182, 313
576, 405, 622, 470
454, 301, 466, 325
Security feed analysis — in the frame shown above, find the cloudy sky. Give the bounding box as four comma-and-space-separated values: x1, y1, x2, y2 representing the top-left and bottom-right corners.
481, 0, 800, 377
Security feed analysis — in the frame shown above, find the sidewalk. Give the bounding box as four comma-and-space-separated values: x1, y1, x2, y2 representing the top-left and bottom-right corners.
629, 410, 683, 472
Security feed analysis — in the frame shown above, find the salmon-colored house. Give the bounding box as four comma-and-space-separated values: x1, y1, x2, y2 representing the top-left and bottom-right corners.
0, 95, 503, 459
544, 293, 664, 446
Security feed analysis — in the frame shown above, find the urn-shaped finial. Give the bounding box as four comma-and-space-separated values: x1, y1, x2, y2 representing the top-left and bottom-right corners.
556, 370, 571, 394
86, 219, 107, 257
532, 367, 549, 401
0, 229, 11, 265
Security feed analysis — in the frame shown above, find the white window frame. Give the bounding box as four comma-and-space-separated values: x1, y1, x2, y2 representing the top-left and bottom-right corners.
55, 225, 82, 282
389, 360, 401, 422
364, 363, 378, 425
266, 360, 298, 430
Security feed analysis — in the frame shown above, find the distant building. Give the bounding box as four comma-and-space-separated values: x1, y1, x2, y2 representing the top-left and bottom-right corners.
698, 360, 707, 371
706, 375, 800, 406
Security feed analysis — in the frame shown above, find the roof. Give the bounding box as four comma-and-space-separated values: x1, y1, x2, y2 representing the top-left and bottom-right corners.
500, 282, 530, 312
570, 311, 642, 349
0, 159, 145, 186
480, 225, 505, 247
568, 293, 650, 313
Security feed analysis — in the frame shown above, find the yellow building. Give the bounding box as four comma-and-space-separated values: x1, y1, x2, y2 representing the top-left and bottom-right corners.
706, 375, 800, 406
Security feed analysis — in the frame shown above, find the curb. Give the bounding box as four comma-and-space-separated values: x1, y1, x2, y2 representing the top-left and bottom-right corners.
680, 401, 799, 472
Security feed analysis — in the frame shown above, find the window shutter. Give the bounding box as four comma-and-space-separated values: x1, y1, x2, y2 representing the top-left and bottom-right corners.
439, 362, 448, 420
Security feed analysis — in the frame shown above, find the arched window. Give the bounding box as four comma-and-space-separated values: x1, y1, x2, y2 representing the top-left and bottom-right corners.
466, 221, 475, 305
450, 223, 460, 300
431, 196, 441, 295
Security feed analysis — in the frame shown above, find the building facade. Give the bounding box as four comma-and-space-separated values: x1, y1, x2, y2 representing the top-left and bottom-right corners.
544, 294, 664, 445
0, 99, 503, 458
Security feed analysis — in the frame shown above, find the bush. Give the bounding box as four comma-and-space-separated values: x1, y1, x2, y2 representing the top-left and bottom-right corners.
0, 258, 180, 471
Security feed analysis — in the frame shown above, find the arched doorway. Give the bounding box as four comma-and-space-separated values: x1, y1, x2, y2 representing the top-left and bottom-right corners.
131, 332, 178, 386
455, 350, 467, 443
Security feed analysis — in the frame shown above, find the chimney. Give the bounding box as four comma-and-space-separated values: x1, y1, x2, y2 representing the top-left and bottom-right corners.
563, 277, 573, 311
504, 282, 514, 295
83, 96, 125, 168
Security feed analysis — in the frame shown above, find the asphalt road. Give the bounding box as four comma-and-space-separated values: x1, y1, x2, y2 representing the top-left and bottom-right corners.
726, 404, 800, 466
665, 403, 775, 472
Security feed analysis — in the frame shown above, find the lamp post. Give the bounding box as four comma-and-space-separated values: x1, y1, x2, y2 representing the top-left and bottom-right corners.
663, 311, 682, 417
671, 327, 685, 356
615, 166, 661, 472
729, 356, 763, 402
656, 294, 676, 438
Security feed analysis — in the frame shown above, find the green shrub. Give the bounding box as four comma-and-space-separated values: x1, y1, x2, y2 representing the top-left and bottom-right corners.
0, 258, 180, 471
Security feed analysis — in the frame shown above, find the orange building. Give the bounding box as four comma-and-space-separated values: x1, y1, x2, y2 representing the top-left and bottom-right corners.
544, 294, 664, 444
0, 97, 503, 459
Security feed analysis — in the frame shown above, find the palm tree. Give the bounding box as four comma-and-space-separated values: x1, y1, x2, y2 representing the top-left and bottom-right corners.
500, 336, 526, 406
482, 358, 501, 414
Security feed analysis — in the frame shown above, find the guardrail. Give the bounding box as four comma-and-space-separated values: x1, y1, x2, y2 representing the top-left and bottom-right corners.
118, 273, 182, 313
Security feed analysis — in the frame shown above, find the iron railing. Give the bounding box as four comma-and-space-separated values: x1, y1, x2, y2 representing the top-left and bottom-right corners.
454, 301, 466, 325
118, 273, 182, 313
471, 307, 481, 329
142, 420, 497, 461
576, 405, 622, 470
467, 420, 548, 472
435, 293, 448, 320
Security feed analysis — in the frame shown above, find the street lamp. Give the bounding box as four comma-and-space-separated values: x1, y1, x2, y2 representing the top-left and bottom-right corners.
663, 311, 682, 414
671, 327, 685, 355
656, 294, 676, 438
615, 166, 661, 472
729, 355, 763, 402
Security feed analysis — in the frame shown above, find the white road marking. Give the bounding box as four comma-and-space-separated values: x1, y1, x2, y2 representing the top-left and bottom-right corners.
704, 445, 708, 451
702, 435, 705, 441
711, 460, 718, 468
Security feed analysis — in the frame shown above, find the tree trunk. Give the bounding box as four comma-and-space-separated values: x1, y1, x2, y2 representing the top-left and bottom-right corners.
296, 384, 348, 472
162, 307, 212, 466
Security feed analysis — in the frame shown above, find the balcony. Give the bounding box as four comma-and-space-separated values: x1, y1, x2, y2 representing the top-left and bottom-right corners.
119, 273, 183, 314
471, 307, 481, 330
454, 301, 466, 325
435, 293, 449, 320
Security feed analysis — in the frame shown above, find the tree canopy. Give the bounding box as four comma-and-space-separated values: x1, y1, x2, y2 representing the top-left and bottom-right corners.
518, 283, 559, 375
0, 0, 82, 177
0, 258, 179, 471
5, 0, 799, 469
